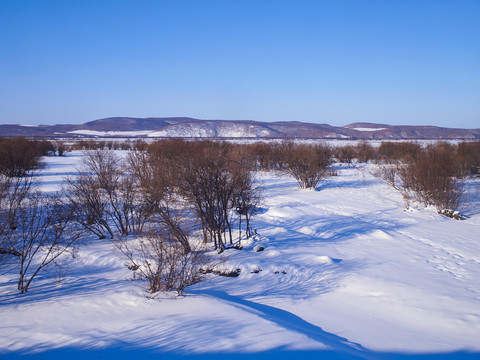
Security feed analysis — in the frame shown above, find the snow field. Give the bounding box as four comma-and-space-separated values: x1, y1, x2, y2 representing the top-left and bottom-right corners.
1, 152, 479, 358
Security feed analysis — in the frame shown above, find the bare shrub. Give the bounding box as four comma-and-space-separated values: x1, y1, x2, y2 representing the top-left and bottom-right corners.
377, 142, 422, 163
404, 144, 464, 210
334, 145, 357, 166
242, 142, 290, 172
65, 171, 114, 239
281, 142, 332, 189
117, 229, 206, 294
371, 162, 402, 190
0, 175, 34, 231
53, 141, 67, 156
247, 142, 276, 171
374, 142, 465, 211
355, 141, 376, 163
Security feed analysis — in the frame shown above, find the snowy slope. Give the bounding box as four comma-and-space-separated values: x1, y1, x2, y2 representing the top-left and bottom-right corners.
1, 152, 479, 359
65, 121, 282, 138
148, 121, 281, 138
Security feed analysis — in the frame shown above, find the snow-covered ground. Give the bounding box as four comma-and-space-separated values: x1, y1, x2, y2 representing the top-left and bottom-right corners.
1, 152, 480, 359
351, 128, 387, 132
67, 130, 154, 137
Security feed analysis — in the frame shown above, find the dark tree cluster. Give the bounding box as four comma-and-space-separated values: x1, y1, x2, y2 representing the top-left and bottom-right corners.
0, 137, 55, 177
68, 139, 142, 151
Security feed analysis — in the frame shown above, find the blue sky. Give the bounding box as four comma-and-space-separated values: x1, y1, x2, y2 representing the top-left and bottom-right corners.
0, 0, 479, 128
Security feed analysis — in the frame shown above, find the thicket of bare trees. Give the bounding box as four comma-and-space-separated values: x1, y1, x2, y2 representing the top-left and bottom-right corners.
405, 144, 463, 210
3, 137, 479, 294
65, 150, 151, 239
333, 144, 357, 166
224, 141, 334, 190
63, 140, 261, 292
144, 140, 260, 252
372, 141, 480, 212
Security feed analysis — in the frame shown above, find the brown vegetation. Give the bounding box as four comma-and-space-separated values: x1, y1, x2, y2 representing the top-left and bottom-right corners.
372, 141, 480, 212
3, 136, 479, 294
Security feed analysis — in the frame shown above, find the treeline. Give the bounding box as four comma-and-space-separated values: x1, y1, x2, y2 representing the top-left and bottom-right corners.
216, 140, 480, 212
68, 139, 141, 151
333, 140, 480, 177
0, 137, 58, 177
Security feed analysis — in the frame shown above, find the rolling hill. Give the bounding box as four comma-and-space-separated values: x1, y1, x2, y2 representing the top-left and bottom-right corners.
1, 117, 479, 140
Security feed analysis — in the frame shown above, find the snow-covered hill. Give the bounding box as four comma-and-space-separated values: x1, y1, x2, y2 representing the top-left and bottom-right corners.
1, 152, 479, 359
147, 120, 282, 138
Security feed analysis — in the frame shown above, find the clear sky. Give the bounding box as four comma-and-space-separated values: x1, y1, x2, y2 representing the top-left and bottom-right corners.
0, 0, 479, 128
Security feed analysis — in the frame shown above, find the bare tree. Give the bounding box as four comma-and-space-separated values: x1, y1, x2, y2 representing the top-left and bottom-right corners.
128, 150, 191, 253
376, 142, 421, 163
0, 174, 35, 263
54, 141, 67, 156
179, 147, 228, 250
177, 145, 250, 251
4, 193, 83, 293
232, 162, 261, 240
65, 172, 114, 239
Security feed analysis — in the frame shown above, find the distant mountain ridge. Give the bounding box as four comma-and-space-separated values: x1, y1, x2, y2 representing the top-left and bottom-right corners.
1, 117, 479, 140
